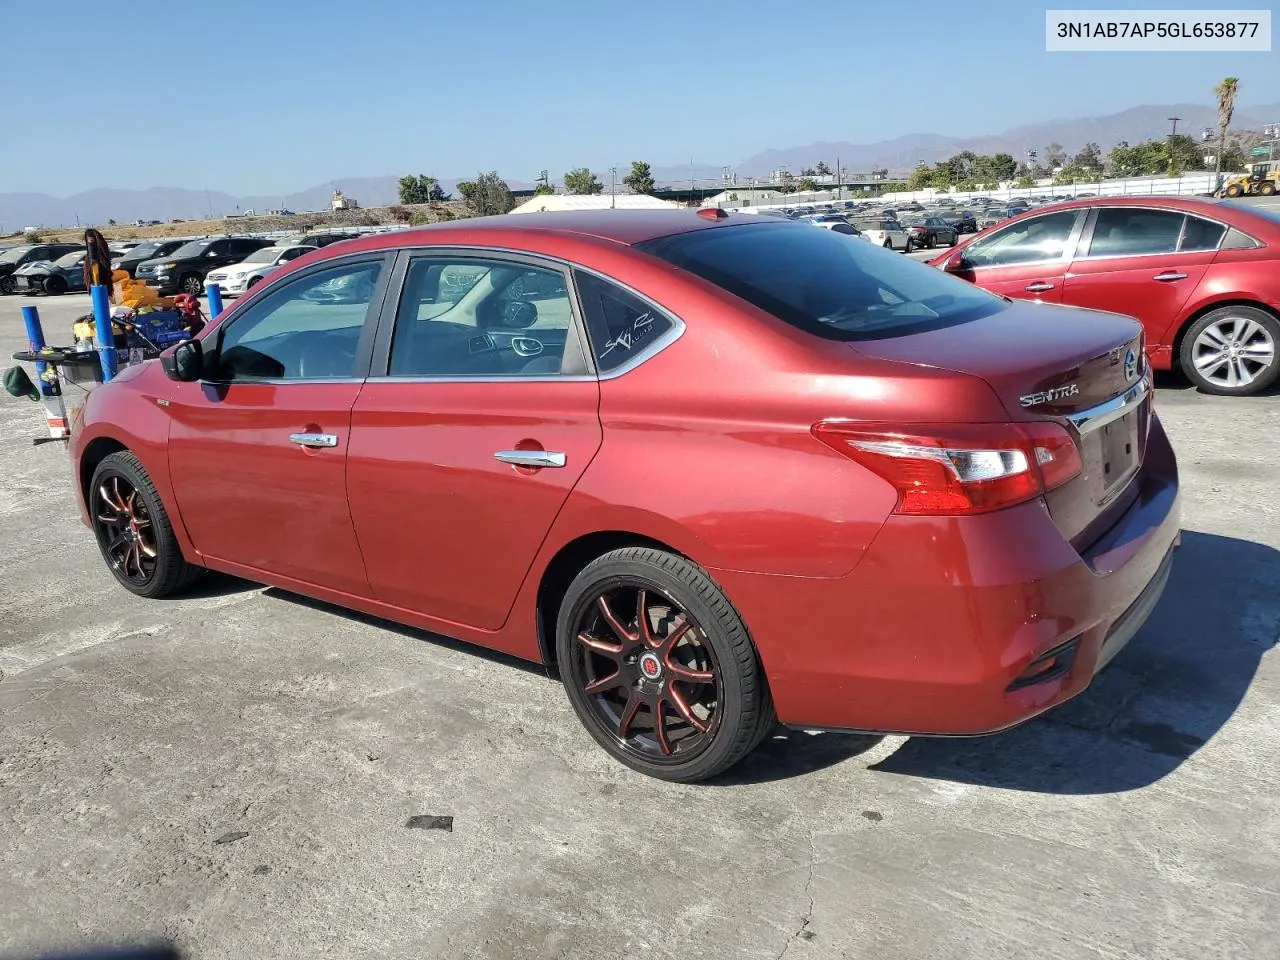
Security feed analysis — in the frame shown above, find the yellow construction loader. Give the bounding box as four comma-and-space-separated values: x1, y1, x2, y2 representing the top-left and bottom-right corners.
1219, 161, 1279, 197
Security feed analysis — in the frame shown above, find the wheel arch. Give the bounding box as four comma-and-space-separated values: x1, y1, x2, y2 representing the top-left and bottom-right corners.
535, 530, 682, 669
1171, 298, 1280, 373
79, 436, 130, 509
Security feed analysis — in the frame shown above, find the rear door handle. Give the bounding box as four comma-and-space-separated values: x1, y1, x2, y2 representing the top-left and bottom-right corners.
1153, 271, 1187, 282
289, 432, 338, 448
494, 450, 567, 469
1024, 281, 1055, 292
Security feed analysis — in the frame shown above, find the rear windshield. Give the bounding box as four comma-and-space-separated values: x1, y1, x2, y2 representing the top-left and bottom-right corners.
637, 221, 1005, 341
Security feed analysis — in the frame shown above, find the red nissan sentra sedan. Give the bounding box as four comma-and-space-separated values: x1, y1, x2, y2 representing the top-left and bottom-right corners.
69, 211, 1181, 782
928, 197, 1280, 396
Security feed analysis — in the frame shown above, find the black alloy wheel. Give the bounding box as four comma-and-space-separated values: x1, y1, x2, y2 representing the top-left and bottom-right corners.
44, 275, 67, 295
0, 274, 15, 295
557, 547, 774, 782
90, 451, 202, 598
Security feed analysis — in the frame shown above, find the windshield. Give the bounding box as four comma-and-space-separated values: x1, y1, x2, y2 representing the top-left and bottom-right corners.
55, 251, 85, 267
123, 242, 163, 259
637, 221, 1004, 341
0, 246, 34, 264
169, 240, 214, 259
242, 247, 282, 264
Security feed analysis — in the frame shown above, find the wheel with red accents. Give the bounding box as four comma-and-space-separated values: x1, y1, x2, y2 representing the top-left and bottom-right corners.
556, 547, 774, 782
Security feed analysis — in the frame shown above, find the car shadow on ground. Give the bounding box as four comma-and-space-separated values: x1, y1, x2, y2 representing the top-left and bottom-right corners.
261, 587, 554, 679
866, 530, 1278, 794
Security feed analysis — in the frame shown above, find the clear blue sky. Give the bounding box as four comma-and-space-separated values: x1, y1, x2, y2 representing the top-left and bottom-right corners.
3, 0, 1275, 196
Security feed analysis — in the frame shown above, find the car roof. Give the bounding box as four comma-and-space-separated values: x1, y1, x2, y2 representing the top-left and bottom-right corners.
297, 210, 753, 256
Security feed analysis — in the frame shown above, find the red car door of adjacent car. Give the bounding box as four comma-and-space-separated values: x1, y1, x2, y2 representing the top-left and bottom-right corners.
945, 209, 1084, 303
346, 255, 602, 631
1062, 207, 1221, 351
166, 256, 391, 597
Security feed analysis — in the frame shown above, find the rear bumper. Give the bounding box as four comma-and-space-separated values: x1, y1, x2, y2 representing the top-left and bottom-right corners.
713, 413, 1182, 735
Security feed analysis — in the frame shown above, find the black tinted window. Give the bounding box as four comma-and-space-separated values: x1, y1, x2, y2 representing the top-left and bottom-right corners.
1086, 208, 1182, 257
574, 271, 674, 371
1180, 215, 1227, 251
638, 222, 1002, 342
963, 211, 1078, 267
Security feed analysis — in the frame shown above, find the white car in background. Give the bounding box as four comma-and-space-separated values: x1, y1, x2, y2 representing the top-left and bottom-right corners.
853, 218, 912, 251
205, 245, 316, 296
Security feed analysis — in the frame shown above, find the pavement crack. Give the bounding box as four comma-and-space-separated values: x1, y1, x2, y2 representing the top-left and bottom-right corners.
777, 827, 818, 960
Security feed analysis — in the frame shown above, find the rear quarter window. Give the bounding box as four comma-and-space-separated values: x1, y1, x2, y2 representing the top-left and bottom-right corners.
638, 221, 1005, 342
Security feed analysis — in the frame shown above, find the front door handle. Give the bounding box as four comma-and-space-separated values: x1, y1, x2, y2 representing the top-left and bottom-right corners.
1153, 271, 1187, 282
1025, 281, 1055, 292
289, 432, 338, 448
494, 450, 567, 469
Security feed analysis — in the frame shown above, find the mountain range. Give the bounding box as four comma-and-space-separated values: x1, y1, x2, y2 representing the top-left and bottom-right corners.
6, 101, 1278, 229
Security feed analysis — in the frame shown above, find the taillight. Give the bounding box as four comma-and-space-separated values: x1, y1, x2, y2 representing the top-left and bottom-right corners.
811, 421, 1083, 516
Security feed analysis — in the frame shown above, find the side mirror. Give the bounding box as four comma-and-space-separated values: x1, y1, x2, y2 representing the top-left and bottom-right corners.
161, 338, 204, 382
944, 253, 971, 274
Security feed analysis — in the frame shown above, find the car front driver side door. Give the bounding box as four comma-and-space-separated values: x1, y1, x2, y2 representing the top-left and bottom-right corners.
165, 255, 390, 596
944, 209, 1084, 303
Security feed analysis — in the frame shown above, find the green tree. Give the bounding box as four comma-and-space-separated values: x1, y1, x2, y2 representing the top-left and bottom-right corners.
1044, 142, 1067, 170
563, 167, 603, 195
1015, 174, 1035, 188
814, 161, 831, 176
622, 160, 655, 195
398, 174, 445, 205
1214, 76, 1239, 177
456, 171, 516, 216
795, 177, 819, 193
1219, 143, 1248, 172
107, 218, 117, 226
533, 183, 555, 196
799, 166, 817, 177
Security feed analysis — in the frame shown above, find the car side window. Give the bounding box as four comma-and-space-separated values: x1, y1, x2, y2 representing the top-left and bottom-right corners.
280, 247, 307, 262
1180, 215, 1227, 252
574, 271, 674, 373
388, 257, 584, 378
214, 259, 383, 381
204, 240, 231, 257
963, 211, 1078, 268
1085, 208, 1184, 257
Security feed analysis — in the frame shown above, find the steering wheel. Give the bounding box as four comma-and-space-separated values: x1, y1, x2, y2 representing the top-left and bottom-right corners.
298, 333, 356, 378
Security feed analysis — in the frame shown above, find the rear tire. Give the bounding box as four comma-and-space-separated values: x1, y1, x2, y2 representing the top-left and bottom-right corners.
0, 275, 14, 295
556, 547, 774, 783
1179, 305, 1280, 396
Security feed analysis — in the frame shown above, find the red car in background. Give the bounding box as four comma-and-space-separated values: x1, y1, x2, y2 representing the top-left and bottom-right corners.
70, 212, 1180, 782
929, 197, 1280, 396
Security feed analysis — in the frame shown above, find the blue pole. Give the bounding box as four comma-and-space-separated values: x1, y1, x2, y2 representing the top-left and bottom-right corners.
21, 305, 58, 398
91, 284, 117, 382
205, 281, 224, 318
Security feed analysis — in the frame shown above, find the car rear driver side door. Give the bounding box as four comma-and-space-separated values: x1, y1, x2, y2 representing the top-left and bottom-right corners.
165, 254, 391, 596
347, 252, 603, 633
945, 209, 1084, 303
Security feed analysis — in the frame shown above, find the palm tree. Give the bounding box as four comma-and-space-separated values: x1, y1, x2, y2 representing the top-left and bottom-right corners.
1214, 77, 1239, 178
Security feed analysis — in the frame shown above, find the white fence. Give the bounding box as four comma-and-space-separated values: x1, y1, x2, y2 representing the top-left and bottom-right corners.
718, 173, 1219, 212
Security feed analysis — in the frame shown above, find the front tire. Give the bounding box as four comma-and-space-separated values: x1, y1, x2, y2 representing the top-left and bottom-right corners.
1225, 183, 1245, 198
1179, 306, 1280, 396
89, 451, 203, 598
0, 275, 14, 295
44, 275, 67, 295
556, 547, 774, 782
180, 274, 205, 297
247, 275, 263, 289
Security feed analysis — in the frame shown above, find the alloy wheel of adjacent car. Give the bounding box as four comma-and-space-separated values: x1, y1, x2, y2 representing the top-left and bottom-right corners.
557, 547, 774, 782
247, 276, 263, 289
1180, 306, 1280, 396
89, 451, 203, 598
44, 276, 67, 295
0, 275, 14, 295
181, 274, 205, 297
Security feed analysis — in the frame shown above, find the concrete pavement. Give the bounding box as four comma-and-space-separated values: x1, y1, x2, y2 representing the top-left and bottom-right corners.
1, 293, 1278, 960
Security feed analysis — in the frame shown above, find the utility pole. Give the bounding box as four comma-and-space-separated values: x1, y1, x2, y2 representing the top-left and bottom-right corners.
836, 157, 842, 200
1167, 116, 1182, 175
610, 167, 617, 208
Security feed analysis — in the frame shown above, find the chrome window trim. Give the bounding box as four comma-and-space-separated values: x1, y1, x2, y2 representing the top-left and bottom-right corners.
199, 377, 367, 386
1067, 375, 1151, 435
371, 374, 598, 385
